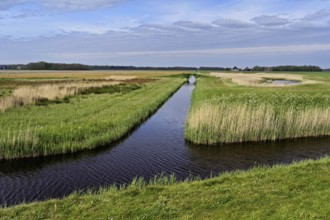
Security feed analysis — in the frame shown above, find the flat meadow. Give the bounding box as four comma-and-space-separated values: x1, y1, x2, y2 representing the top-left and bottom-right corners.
186, 71, 330, 145
1, 70, 330, 219
0, 70, 186, 159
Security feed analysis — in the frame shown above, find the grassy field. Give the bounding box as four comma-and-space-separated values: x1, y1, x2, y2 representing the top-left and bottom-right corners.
0, 71, 186, 159
0, 70, 185, 80
1, 70, 329, 219
186, 72, 330, 145
0, 157, 329, 219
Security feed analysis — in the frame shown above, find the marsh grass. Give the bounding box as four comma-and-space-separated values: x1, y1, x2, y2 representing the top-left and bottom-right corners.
0, 81, 121, 112
79, 83, 141, 95
1, 157, 329, 219
186, 74, 330, 144
186, 103, 330, 144
0, 78, 185, 159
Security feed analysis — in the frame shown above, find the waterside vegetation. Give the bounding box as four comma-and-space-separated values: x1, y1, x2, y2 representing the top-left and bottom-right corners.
1, 157, 329, 219
0, 71, 186, 159
186, 72, 330, 145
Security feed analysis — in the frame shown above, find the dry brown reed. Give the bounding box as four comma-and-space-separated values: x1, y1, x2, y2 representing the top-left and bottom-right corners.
0, 81, 120, 112
186, 103, 330, 144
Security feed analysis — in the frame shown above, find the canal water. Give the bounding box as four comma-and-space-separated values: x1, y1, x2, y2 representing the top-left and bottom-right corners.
1, 77, 330, 207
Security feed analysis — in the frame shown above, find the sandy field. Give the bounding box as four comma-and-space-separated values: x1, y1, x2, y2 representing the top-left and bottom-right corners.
210, 72, 319, 86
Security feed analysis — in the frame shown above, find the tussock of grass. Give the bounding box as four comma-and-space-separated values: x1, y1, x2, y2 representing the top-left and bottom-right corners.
0, 78, 185, 159
186, 74, 330, 144
1, 157, 329, 219
0, 89, 12, 97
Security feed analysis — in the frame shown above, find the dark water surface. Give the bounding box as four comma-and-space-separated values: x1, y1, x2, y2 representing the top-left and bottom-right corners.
1, 77, 330, 207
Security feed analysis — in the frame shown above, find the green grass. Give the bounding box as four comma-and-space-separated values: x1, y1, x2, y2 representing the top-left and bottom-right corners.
185, 73, 330, 144
0, 77, 185, 159
1, 157, 329, 219
79, 83, 141, 95
0, 89, 12, 97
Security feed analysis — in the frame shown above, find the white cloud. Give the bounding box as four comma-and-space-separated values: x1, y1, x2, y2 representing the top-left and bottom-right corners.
42, 0, 125, 11
0, 0, 27, 10
212, 19, 254, 29
133, 23, 187, 35
303, 9, 330, 21
10, 10, 38, 19
56, 44, 330, 58
253, 15, 291, 26
173, 21, 215, 30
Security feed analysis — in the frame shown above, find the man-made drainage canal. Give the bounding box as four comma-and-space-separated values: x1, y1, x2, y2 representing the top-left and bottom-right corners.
1, 77, 330, 207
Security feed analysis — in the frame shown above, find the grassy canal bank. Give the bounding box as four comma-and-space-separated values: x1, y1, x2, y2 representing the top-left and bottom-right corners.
186, 72, 330, 145
1, 71, 329, 219
1, 157, 329, 219
0, 71, 186, 159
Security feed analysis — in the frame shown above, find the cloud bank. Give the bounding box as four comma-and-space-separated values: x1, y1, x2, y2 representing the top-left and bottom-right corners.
42, 0, 125, 11
1, 0, 330, 67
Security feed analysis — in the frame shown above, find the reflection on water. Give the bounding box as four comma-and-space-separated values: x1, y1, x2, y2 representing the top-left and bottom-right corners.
187, 137, 330, 175
272, 80, 301, 85
1, 76, 329, 207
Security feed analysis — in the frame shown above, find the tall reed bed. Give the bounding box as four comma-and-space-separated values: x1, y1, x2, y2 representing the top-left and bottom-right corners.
0, 78, 185, 159
186, 103, 330, 144
0, 81, 120, 112
185, 75, 330, 144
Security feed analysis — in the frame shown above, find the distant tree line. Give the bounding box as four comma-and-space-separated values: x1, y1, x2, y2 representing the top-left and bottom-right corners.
0, 64, 25, 70
251, 65, 322, 72
23, 62, 196, 71
90, 65, 195, 71
199, 67, 231, 71
0, 62, 326, 72
26, 62, 90, 70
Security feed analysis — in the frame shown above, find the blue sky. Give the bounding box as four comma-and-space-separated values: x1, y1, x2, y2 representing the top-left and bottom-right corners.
1, 0, 330, 67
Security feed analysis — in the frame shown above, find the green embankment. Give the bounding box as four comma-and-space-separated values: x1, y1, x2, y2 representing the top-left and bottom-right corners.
1, 157, 329, 219
0, 77, 185, 159
185, 73, 330, 145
